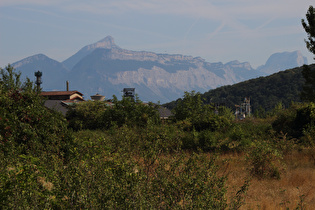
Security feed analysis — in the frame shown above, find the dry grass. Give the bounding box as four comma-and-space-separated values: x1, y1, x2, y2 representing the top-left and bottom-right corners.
219, 150, 315, 209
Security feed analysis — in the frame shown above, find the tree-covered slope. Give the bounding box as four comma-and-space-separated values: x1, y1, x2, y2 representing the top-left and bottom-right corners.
165, 64, 315, 112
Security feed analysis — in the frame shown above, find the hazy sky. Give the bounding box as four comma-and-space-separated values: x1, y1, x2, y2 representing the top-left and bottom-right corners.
0, 0, 314, 69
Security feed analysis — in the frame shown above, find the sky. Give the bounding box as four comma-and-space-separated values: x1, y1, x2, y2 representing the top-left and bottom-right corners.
0, 0, 314, 69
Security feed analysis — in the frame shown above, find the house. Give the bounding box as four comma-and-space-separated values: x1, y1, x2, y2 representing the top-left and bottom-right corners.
40, 91, 84, 116
157, 106, 173, 120
40, 90, 84, 101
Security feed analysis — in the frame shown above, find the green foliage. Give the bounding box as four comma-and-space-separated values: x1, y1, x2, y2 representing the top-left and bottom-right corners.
272, 102, 315, 144
165, 66, 307, 114
272, 104, 298, 137
246, 141, 283, 179
57, 151, 232, 209
147, 153, 228, 209
1, 126, 247, 209
173, 91, 206, 121
300, 65, 315, 102
0, 65, 75, 208
107, 95, 160, 128
295, 103, 315, 145
197, 119, 274, 152
67, 100, 107, 130
0, 65, 74, 160
302, 5, 315, 59
0, 155, 59, 209
67, 95, 160, 130
0, 64, 22, 90
173, 91, 233, 132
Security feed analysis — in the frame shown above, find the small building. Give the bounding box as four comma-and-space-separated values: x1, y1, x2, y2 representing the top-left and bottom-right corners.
91, 93, 105, 101
41, 90, 84, 101
40, 91, 84, 116
157, 106, 173, 120
123, 88, 135, 98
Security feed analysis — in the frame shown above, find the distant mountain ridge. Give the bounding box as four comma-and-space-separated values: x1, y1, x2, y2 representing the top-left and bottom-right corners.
12, 54, 69, 90
11, 36, 308, 103
257, 51, 308, 75
62, 36, 120, 70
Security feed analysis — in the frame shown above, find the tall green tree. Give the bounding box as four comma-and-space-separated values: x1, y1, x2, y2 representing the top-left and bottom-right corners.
302, 5, 315, 59
173, 91, 233, 131
0, 65, 74, 159
173, 91, 205, 121
301, 65, 315, 102
0, 64, 22, 90
301, 6, 315, 102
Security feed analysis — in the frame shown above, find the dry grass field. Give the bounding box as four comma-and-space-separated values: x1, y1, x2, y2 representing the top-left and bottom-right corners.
220, 149, 315, 209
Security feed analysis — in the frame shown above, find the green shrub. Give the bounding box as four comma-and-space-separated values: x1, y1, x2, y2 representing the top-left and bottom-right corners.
67, 100, 107, 130
246, 141, 283, 179
193, 114, 232, 132
173, 91, 234, 132
0, 65, 74, 160
0, 155, 60, 209
272, 102, 315, 145
67, 95, 161, 130
294, 103, 315, 142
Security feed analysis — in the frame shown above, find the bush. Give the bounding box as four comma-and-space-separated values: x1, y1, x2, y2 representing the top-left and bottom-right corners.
0, 65, 75, 209
272, 102, 315, 145
173, 91, 233, 132
246, 141, 283, 179
67, 96, 161, 130
294, 103, 315, 142
67, 100, 107, 130
0, 65, 74, 160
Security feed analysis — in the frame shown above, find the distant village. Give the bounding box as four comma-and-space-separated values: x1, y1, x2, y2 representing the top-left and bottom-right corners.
36, 71, 251, 120
36, 71, 173, 120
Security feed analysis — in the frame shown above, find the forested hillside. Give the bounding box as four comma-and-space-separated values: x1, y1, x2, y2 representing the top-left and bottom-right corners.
165, 64, 315, 113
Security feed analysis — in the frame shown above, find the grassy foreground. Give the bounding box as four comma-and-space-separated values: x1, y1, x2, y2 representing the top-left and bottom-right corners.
220, 150, 315, 209
2, 113, 315, 209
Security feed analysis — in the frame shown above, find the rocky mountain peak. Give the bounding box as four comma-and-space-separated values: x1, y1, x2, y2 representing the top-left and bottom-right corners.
62, 35, 120, 70
86, 36, 119, 50
257, 51, 308, 75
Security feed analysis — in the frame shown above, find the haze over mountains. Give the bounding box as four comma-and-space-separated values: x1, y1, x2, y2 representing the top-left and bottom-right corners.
11, 36, 308, 103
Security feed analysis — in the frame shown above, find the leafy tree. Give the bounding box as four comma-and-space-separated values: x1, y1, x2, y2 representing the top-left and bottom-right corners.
173, 91, 205, 121
173, 91, 232, 131
272, 102, 315, 144
0, 64, 28, 91
301, 65, 315, 102
67, 95, 160, 130
0, 65, 74, 159
302, 5, 315, 59
102, 95, 160, 128
66, 100, 107, 130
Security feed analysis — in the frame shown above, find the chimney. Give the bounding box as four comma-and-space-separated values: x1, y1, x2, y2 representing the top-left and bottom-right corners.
66, 81, 69, 91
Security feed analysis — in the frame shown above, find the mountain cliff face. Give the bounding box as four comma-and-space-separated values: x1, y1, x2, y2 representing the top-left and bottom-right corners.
11, 36, 308, 103
67, 41, 257, 102
257, 51, 308, 75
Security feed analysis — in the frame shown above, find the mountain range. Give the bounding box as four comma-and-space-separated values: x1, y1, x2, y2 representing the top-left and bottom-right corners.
11, 36, 308, 103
